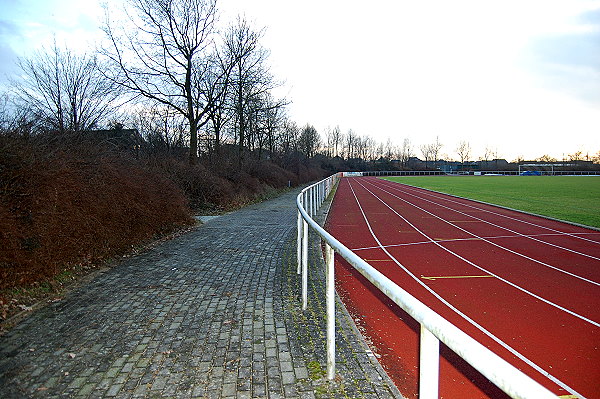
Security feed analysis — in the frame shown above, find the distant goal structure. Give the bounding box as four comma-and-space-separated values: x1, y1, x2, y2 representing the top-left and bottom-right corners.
517, 163, 587, 176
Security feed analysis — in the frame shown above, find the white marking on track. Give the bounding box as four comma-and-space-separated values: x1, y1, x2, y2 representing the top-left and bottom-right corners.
381, 178, 600, 245
363, 179, 600, 287
373, 179, 600, 261
351, 233, 591, 252
356, 179, 599, 324
345, 179, 585, 399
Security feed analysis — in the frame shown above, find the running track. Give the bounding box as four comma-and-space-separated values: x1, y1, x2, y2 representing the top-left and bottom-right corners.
326, 177, 600, 399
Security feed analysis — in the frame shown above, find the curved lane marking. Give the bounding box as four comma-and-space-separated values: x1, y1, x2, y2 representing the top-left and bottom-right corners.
363, 179, 600, 287
372, 178, 600, 261
345, 179, 585, 398
379, 178, 600, 245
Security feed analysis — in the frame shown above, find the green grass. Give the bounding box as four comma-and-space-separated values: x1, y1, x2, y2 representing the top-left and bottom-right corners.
381, 176, 600, 228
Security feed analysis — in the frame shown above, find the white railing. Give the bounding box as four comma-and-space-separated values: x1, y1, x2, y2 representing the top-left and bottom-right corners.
296, 174, 557, 399
361, 170, 600, 176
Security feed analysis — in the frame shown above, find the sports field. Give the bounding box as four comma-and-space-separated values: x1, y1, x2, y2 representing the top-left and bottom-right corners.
327, 176, 600, 398
382, 176, 600, 229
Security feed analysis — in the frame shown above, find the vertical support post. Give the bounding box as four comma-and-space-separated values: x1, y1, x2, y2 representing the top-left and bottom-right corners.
302, 219, 308, 311
317, 184, 320, 207
309, 188, 313, 218
325, 243, 335, 380
304, 190, 308, 218
318, 183, 321, 207
320, 182, 323, 205
296, 209, 302, 275
419, 325, 440, 399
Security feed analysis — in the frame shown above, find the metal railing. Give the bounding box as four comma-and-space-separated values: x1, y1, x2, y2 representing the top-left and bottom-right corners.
296, 174, 557, 399
361, 170, 600, 176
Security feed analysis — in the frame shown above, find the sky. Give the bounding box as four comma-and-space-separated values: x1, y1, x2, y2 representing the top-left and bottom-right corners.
1, 0, 599, 161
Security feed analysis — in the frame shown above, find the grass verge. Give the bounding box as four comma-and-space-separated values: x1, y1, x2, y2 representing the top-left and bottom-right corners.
381, 176, 600, 228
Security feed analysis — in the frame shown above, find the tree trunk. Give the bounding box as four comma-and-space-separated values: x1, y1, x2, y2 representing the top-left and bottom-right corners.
189, 120, 198, 164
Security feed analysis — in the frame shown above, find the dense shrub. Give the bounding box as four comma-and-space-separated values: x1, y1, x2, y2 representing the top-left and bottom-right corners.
247, 160, 298, 188
0, 133, 193, 289
0, 130, 328, 297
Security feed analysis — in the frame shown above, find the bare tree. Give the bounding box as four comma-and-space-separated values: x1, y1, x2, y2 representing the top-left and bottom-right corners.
202, 51, 236, 156
482, 146, 494, 161
262, 96, 285, 158
330, 126, 342, 157
246, 93, 285, 160
0, 93, 37, 135
279, 119, 299, 156
13, 42, 121, 133
376, 141, 385, 160
537, 154, 557, 162
568, 150, 584, 161
430, 136, 443, 163
345, 129, 358, 159
102, 0, 220, 164
323, 127, 334, 157
361, 136, 376, 161
420, 144, 433, 169
222, 17, 282, 167
384, 137, 395, 161
354, 135, 366, 160
456, 140, 471, 164
298, 124, 321, 158
397, 138, 413, 167
134, 103, 186, 154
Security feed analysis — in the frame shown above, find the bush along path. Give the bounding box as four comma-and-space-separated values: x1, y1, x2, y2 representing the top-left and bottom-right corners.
0, 187, 400, 398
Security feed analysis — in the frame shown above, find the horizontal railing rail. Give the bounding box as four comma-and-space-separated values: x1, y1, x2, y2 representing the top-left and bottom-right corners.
360, 170, 600, 176
296, 173, 557, 399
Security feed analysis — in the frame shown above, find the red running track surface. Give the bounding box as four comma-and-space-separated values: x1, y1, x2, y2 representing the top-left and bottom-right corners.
326, 176, 600, 399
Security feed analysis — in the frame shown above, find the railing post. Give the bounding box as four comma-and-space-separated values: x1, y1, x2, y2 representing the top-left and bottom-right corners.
319, 182, 325, 207
419, 325, 440, 399
318, 183, 321, 206
319, 183, 322, 206
309, 188, 313, 218
297, 209, 302, 275
325, 243, 336, 380
302, 219, 308, 311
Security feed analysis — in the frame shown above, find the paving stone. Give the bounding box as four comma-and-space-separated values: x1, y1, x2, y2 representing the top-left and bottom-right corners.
0, 186, 402, 398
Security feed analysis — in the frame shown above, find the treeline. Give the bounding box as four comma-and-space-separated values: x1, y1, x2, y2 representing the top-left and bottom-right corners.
2, 0, 320, 168
0, 0, 333, 204
0, 0, 331, 306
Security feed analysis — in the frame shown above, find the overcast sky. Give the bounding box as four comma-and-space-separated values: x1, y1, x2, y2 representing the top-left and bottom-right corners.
1, 0, 599, 161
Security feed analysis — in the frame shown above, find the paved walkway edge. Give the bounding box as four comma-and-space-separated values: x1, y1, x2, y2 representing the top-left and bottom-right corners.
0, 186, 404, 399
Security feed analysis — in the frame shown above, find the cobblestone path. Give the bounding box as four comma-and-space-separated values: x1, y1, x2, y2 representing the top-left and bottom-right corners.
0, 188, 401, 398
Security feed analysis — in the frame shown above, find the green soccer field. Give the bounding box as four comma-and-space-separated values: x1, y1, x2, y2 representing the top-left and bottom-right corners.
381, 176, 600, 229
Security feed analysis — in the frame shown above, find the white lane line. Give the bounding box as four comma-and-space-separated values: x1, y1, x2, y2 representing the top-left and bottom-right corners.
346, 179, 585, 399
351, 233, 595, 252
378, 178, 600, 245
363, 180, 600, 287
355, 179, 600, 325
371, 179, 600, 261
